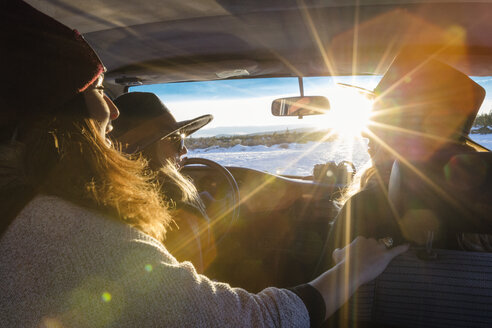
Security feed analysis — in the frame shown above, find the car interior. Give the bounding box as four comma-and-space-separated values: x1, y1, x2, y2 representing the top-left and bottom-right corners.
25, 1, 492, 327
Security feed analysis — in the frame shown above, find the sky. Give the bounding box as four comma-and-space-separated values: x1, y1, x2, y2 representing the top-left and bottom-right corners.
131, 76, 492, 137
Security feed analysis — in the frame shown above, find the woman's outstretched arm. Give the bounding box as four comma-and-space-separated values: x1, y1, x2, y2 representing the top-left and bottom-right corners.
309, 236, 409, 321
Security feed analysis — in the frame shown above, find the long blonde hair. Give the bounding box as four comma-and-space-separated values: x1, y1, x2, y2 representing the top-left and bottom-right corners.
336, 160, 378, 207
137, 141, 206, 215
9, 93, 172, 240
157, 161, 206, 214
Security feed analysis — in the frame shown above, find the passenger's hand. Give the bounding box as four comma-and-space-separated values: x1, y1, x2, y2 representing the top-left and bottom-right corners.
309, 236, 408, 320
332, 236, 409, 289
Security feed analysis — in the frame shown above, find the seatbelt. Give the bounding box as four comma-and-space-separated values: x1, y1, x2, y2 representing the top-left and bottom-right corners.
417, 230, 438, 260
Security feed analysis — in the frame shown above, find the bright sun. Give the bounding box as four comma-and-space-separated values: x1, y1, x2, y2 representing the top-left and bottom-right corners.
312, 86, 373, 137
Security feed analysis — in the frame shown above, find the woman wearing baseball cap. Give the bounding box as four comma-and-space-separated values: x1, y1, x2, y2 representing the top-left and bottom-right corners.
0, 2, 407, 327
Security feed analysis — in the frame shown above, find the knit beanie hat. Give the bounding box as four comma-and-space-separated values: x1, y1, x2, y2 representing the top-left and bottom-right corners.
0, 1, 104, 135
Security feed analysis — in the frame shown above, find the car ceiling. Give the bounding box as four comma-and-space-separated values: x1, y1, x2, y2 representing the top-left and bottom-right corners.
27, 0, 492, 88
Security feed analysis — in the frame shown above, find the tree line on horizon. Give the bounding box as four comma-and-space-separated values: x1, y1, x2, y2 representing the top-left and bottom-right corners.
472, 112, 492, 134
186, 129, 337, 150
186, 112, 492, 150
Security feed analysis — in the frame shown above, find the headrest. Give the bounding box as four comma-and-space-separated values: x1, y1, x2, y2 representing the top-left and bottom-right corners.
388, 152, 492, 244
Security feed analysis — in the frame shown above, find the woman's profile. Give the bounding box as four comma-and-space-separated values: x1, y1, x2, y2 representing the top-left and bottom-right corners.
0, 2, 407, 327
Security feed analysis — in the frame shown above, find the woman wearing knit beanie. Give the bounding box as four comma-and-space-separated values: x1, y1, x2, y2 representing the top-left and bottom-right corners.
0, 2, 407, 327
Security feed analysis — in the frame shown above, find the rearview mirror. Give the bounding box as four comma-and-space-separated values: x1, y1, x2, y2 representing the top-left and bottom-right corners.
271, 96, 330, 117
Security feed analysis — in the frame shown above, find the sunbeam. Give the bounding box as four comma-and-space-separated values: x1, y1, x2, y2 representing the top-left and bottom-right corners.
362, 129, 467, 216
351, 0, 360, 78
368, 119, 465, 146
297, 0, 338, 78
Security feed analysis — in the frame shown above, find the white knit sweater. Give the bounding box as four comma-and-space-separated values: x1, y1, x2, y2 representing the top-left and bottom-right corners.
0, 195, 309, 327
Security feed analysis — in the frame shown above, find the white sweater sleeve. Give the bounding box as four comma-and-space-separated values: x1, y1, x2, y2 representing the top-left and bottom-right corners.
98, 237, 309, 327
0, 196, 310, 328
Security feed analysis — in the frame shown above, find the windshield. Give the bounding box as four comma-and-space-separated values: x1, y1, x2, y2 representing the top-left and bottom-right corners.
131, 76, 492, 176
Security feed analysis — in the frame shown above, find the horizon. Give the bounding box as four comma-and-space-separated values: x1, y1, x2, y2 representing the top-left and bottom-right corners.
132, 76, 492, 137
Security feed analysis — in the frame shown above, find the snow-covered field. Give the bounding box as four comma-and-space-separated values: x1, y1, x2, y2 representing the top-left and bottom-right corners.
188, 134, 492, 176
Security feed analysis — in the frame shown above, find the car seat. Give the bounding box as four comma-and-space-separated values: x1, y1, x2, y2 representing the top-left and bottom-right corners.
324, 152, 492, 328
388, 152, 492, 249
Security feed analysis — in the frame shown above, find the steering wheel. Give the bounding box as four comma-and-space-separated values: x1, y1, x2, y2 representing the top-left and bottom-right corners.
338, 160, 357, 177
181, 157, 240, 240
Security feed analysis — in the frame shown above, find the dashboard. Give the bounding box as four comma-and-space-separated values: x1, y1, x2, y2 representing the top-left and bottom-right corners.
182, 164, 342, 291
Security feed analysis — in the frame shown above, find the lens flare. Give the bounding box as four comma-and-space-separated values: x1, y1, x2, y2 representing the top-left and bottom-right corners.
311, 86, 373, 137
101, 292, 112, 303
